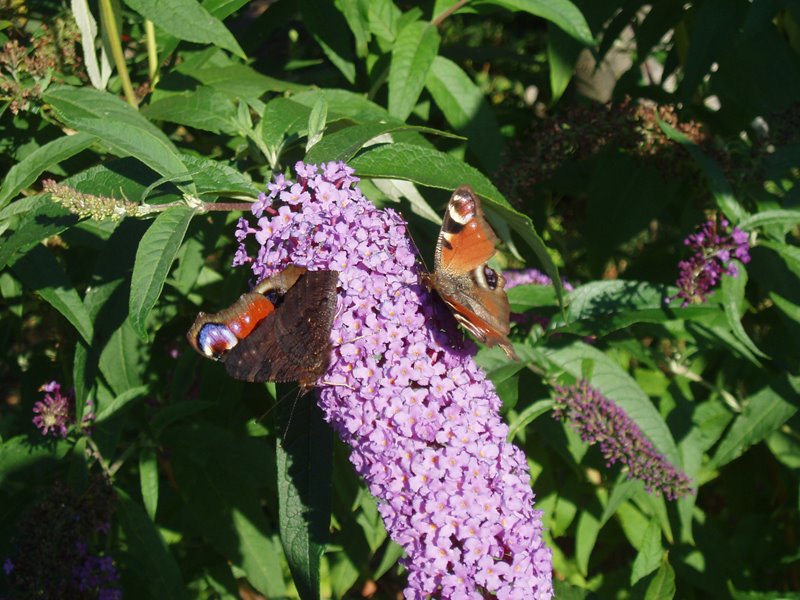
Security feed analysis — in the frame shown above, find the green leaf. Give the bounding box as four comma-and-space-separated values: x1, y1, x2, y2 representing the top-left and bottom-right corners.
0, 435, 72, 489
99, 319, 146, 395
304, 122, 459, 164
11, 245, 93, 343
388, 21, 440, 120
720, 266, 768, 359
44, 86, 195, 195
556, 280, 723, 337
708, 378, 798, 471
424, 56, 504, 173
575, 509, 600, 576
547, 23, 584, 104
631, 520, 663, 585
350, 143, 563, 303
180, 154, 259, 197
373, 541, 404, 580
116, 488, 186, 599
142, 86, 237, 134
760, 239, 800, 273
0, 132, 95, 209
122, 0, 245, 58
95, 385, 148, 422
164, 424, 286, 597
478, 0, 593, 44
260, 97, 313, 166
739, 209, 800, 231
644, 556, 677, 600
277, 395, 332, 600
658, 120, 746, 224
0, 199, 78, 269
184, 64, 306, 98
129, 207, 196, 338
139, 446, 159, 521
507, 399, 554, 440
770, 291, 800, 325
305, 95, 328, 152
298, 0, 356, 83
543, 342, 682, 466
507, 284, 558, 311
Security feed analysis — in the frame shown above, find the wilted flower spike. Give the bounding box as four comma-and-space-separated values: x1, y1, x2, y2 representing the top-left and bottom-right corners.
553, 380, 692, 500
32, 380, 72, 438
672, 217, 751, 306
236, 162, 553, 598
43, 180, 139, 222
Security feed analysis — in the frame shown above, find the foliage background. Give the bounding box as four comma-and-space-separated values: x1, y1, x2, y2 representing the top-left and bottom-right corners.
1, 0, 799, 598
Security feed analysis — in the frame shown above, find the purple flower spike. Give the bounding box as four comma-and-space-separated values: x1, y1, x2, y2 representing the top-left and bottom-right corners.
672, 217, 751, 306
32, 381, 72, 438
553, 380, 693, 500
236, 162, 553, 598
504, 268, 573, 292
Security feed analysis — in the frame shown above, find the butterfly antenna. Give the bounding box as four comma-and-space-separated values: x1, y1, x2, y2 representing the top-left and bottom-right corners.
280, 388, 305, 443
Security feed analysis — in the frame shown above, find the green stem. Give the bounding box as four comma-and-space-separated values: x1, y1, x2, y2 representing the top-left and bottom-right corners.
99, 0, 138, 108
145, 19, 159, 86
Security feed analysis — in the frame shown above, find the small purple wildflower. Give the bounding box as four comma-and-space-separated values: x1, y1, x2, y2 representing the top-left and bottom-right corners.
553, 380, 692, 500
32, 380, 72, 438
672, 217, 751, 306
236, 162, 553, 598
3, 559, 12, 575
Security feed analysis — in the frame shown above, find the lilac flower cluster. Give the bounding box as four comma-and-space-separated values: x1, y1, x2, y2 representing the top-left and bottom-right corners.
673, 218, 750, 306
32, 380, 94, 438
504, 268, 573, 292
553, 380, 692, 500
235, 162, 553, 598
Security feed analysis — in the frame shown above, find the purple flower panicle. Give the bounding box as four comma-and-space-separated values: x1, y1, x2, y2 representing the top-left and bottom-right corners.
504, 269, 573, 292
553, 380, 692, 500
32, 381, 72, 438
672, 218, 751, 306
235, 162, 553, 598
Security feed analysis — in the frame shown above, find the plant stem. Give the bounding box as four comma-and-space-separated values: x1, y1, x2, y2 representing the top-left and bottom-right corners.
99, 0, 138, 108
145, 19, 159, 86
432, 0, 468, 27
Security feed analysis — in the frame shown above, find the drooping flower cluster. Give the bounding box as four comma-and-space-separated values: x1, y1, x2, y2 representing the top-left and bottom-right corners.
672, 217, 751, 306
235, 162, 553, 598
553, 380, 692, 500
44, 179, 139, 222
2, 477, 119, 599
32, 380, 94, 438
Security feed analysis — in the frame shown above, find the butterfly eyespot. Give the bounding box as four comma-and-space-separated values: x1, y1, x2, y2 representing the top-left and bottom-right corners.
483, 266, 499, 289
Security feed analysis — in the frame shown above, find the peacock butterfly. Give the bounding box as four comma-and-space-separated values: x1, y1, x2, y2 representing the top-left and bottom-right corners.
421, 185, 518, 359
187, 265, 339, 389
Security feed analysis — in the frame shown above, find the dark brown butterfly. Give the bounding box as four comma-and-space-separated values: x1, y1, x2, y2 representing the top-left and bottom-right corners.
421, 185, 517, 359
187, 265, 339, 389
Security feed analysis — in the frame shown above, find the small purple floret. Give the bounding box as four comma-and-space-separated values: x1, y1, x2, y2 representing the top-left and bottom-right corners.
553, 380, 692, 500
235, 162, 553, 598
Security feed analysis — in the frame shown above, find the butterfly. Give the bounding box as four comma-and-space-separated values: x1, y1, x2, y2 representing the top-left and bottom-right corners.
422, 185, 518, 360
187, 265, 339, 389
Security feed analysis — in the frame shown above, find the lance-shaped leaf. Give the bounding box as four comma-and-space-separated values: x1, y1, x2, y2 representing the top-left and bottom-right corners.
129, 206, 195, 338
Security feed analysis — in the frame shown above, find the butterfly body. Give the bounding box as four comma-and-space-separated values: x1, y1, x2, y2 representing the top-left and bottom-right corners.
423, 185, 517, 359
188, 265, 339, 389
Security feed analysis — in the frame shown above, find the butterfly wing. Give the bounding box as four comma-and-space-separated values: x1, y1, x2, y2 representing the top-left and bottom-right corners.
428, 186, 516, 359
222, 269, 339, 386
